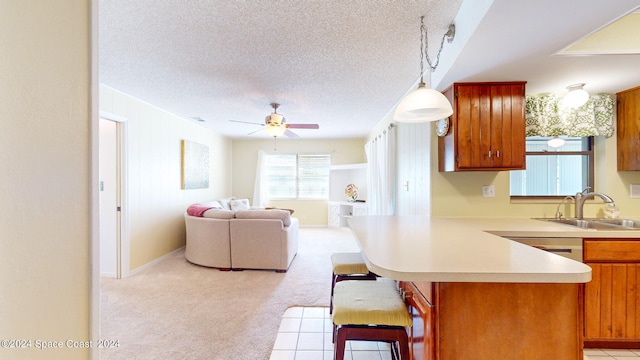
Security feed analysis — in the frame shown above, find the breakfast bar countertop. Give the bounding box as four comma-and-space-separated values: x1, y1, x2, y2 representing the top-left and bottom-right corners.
346, 216, 637, 284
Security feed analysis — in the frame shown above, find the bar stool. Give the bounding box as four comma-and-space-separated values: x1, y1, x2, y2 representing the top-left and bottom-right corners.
330, 252, 377, 313
332, 278, 412, 360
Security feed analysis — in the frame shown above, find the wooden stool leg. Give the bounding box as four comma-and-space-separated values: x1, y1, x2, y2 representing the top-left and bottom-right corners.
330, 274, 336, 313
398, 330, 409, 360
334, 327, 347, 360
333, 326, 410, 359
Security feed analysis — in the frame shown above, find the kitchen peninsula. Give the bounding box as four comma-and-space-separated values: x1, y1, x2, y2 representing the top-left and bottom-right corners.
348, 216, 595, 360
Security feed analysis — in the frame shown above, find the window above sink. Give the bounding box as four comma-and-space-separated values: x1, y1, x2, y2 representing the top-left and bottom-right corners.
511, 137, 594, 198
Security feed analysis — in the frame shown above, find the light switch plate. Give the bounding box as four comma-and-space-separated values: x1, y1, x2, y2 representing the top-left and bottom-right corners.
631, 184, 640, 199
482, 185, 495, 198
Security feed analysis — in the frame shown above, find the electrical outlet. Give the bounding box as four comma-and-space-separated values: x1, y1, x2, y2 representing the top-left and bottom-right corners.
631, 184, 640, 199
482, 185, 495, 198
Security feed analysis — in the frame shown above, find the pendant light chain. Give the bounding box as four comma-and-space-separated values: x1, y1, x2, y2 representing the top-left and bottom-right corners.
419, 15, 451, 76
393, 16, 455, 123
419, 16, 426, 84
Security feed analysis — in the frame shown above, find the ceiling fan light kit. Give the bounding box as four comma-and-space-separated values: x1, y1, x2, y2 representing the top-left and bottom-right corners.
266, 113, 285, 125
395, 16, 455, 123
265, 124, 287, 137
229, 102, 319, 139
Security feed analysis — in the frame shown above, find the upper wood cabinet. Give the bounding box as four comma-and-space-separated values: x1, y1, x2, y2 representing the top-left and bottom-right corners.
438, 82, 527, 172
616, 86, 640, 171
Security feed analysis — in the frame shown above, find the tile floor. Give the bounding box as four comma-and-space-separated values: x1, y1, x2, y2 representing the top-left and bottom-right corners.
270, 306, 640, 360
270, 306, 393, 360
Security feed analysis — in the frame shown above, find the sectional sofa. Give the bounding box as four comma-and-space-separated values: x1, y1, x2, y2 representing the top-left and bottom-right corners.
184, 199, 299, 272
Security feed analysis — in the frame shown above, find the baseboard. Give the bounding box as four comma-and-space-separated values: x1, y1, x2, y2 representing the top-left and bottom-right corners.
125, 246, 185, 278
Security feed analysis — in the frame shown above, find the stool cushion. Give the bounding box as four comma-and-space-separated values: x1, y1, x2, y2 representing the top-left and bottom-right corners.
332, 278, 412, 327
331, 252, 369, 275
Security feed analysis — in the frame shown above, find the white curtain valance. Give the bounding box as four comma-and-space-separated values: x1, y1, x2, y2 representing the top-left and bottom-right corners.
525, 94, 615, 138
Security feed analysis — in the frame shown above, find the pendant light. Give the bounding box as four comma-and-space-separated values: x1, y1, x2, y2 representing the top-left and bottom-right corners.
395, 16, 455, 123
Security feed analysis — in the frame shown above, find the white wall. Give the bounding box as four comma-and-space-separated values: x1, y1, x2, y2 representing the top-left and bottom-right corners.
0, 1, 93, 358
99, 85, 232, 270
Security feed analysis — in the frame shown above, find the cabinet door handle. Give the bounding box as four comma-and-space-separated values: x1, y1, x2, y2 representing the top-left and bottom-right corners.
488, 150, 492, 158
496, 150, 500, 158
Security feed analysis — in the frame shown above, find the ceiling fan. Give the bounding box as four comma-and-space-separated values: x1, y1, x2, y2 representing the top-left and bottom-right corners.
230, 103, 319, 138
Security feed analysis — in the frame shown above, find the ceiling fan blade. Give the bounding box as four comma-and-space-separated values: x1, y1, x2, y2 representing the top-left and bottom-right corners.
247, 128, 264, 135
287, 123, 319, 129
284, 129, 299, 138
230, 119, 264, 126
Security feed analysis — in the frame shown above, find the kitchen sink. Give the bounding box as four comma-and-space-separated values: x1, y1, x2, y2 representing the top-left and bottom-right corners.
535, 218, 640, 230
592, 218, 640, 229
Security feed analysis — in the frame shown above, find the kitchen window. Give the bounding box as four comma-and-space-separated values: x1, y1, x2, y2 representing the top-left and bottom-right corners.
264, 154, 331, 200
510, 136, 594, 198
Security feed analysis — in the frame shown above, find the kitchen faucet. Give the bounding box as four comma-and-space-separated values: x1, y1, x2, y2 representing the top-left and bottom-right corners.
574, 187, 614, 219
554, 196, 575, 219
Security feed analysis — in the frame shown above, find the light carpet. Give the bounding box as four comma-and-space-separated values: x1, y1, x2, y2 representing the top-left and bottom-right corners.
100, 227, 361, 360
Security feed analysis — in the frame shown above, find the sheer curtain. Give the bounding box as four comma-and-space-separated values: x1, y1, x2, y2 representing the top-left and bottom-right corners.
252, 150, 267, 207
365, 124, 396, 215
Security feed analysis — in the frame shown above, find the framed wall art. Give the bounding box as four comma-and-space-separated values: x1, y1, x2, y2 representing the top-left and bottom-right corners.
181, 139, 209, 189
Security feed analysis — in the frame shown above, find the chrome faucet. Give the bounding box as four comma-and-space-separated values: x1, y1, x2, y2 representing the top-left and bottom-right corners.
554, 196, 575, 219
574, 187, 614, 219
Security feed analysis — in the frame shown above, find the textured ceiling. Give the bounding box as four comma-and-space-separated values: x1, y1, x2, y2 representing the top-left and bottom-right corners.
99, 0, 462, 139
99, 0, 640, 140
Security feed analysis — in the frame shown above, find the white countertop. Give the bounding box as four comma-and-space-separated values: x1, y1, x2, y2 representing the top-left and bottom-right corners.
347, 216, 640, 284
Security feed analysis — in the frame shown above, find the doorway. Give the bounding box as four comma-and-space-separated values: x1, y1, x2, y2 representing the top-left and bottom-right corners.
98, 112, 129, 278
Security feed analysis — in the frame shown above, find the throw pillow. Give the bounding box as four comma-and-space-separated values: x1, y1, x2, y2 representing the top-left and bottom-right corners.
229, 198, 250, 211
206, 201, 223, 209
218, 197, 235, 211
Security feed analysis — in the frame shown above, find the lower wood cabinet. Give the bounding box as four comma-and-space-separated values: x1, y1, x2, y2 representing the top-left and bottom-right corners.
400, 281, 582, 360
583, 238, 640, 348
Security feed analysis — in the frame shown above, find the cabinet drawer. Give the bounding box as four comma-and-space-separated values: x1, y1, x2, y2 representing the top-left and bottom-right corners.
584, 239, 640, 262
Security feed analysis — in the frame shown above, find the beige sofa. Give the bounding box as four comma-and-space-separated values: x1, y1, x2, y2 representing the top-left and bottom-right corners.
184, 202, 298, 272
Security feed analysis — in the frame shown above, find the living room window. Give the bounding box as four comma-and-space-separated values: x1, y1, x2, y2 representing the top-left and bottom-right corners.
264, 154, 331, 200
510, 136, 594, 198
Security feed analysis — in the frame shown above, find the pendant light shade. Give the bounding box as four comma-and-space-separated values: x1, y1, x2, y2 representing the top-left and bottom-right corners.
393, 16, 456, 123
562, 83, 589, 108
394, 82, 453, 122
395, 17, 455, 123
547, 136, 566, 148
